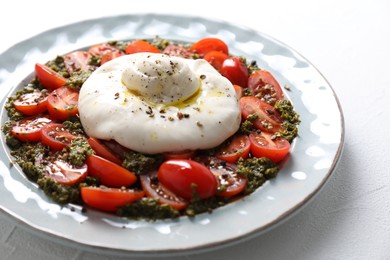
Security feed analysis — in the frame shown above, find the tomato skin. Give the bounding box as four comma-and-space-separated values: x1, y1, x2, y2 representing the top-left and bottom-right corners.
203, 51, 229, 71
86, 154, 137, 188
40, 123, 76, 151
239, 96, 283, 133
11, 116, 52, 142
163, 44, 193, 58
210, 162, 247, 197
233, 84, 244, 100
158, 159, 217, 200
162, 150, 196, 160
216, 135, 250, 163
140, 173, 188, 210
249, 132, 290, 163
220, 57, 249, 88
87, 137, 122, 165
100, 51, 123, 65
64, 51, 94, 74
35, 63, 67, 90
43, 160, 88, 185
81, 186, 145, 212
190, 37, 229, 56
13, 91, 48, 116
47, 86, 79, 120
248, 70, 284, 105
125, 40, 160, 54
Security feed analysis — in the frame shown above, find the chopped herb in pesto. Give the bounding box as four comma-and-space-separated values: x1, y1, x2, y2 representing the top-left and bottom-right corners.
122, 151, 163, 175
274, 99, 300, 142
65, 71, 92, 89
45, 56, 69, 78
185, 196, 227, 217
37, 177, 81, 204
68, 137, 95, 166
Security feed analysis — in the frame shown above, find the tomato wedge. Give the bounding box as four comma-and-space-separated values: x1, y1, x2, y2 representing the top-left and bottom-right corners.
248, 70, 284, 105
249, 132, 290, 163
162, 150, 196, 160
64, 51, 93, 74
41, 123, 76, 151
158, 159, 217, 200
87, 137, 122, 165
35, 63, 67, 90
47, 86, 79, 120
11, 116, 52, 142
239, 96, 283, 133
190, 37, 229, 56
220, 57, 249, 88
13, 91, 48, 116
88, 43, 119, 56
43, 159, 88, 185
216, 135, 250, 163
86, 154, 137, 188
203, 51, 229, 71
210, 162, 247, 197
100, 51, 123, 65
162, 44, 193, 58
233, 84, 244, 100
140, 173, 188, 210
81, 186, 145, 212
125, 40, 160, 54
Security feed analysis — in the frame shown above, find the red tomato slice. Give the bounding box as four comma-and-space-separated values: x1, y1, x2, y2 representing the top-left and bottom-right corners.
233, 84, 244, 100
100, 51, 124, 65
88, 44, 119, 56
86, 154, 137, 188
158, 159, 217, 200
81, 186, 145, 212
41, 123, 76, 151
162, 44, 193, 58
87, 137, 122, 165
64, 51, 93, 74
190, 37, 229, 56
220, 57, 249, 88
125, 40, 161, 54
43, 159, 88, 185
13, 91, 48, 116
248, 70, 284, 105
162, 150, 196, 160
47, 86, 79, 120
216, 135, 250, 163
11, 116, 52, 142
239, 96, 283, 133
203, 51, 229, 71
249, 132, 290, 163
35, 63, 67, 90
210, 162, 247, 197
140, 172, 188, 210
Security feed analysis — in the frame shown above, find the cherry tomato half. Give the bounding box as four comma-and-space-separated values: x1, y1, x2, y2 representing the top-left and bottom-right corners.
140, 172, 188, 210
190, 37, 229, 56
249, 132, 290, 163
13, 91, 48, 116
239, 96, 283, 133
100, 51, 124, 65
87, 137, 122, 165
81, 186, 145, 212
216, 135, 250, 163
204, 51, 229, 71
210, 162, 247, 197
47, 86, 79, 120
233, 84, 244, 100
43, 159, 88, 185
40, 123, 76, 151
88, 43, 119, 56
125, 40, 160, 54
11, 116, 52, 142
220, 57, 249, 88
248, 70, 284, 105
162, 150, 196, 160
163, 44, 193, 58
35, 63, 67, 90
86, 154, 137, 188
64, 51, 94, 74
158, 159, 217, 200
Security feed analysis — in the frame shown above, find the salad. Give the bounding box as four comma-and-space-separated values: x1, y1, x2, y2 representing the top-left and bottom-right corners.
2, 36, 300, 220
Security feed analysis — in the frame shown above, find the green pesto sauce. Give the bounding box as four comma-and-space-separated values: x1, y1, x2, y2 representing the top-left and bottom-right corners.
122, 151, 164, 176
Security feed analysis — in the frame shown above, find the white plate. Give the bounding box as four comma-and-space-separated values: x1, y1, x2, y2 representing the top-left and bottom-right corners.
0, 14, 344, 257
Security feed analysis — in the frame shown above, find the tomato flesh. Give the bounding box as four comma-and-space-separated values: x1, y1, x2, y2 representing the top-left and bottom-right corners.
190, 37, 229, 56
40, 123, 76, 151
163, 44, 193, 58
125, 40, 160, 54
35, 63, 67, 90
87, 137, 122, 165
11, 116, 52, 142
248, 70, 284, 105
239, 96, 283, 133
81, 186, 144, 212
216, 135, 250, 163
140, 173, 188, 210
13, 91, 48, 116
249, 132, 290, 163
203, 51, 229, 71
44, 159, 88, 185
86, 154, 137, 188
64, 51, 94, 74
210, 162, 247, 197
47, 86, 79, 120
158, 159, 217, 200
220, 57, 249, 88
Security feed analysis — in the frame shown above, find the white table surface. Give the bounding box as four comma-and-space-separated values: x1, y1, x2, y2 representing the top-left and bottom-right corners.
0, 0, 389, 259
